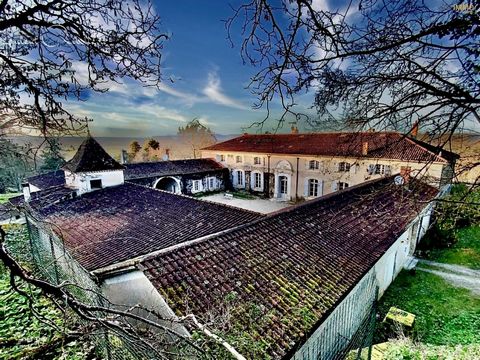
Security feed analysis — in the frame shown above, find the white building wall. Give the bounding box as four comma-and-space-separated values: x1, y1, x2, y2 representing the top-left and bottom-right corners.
64, 170, 124, 194
102, 271, 189, 336
292, 204, 434, 359
202, 150, 446, 201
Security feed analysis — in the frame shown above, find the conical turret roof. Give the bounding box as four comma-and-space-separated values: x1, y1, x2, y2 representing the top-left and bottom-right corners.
63, 136, 124, 172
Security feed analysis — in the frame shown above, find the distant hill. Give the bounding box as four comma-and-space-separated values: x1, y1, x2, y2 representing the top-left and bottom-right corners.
7, 134, 238, 161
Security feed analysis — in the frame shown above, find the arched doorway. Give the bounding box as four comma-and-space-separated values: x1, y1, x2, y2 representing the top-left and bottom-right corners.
154, 177, 181, 194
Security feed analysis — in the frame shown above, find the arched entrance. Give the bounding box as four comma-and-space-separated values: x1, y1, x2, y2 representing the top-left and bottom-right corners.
154, 176, 181, 194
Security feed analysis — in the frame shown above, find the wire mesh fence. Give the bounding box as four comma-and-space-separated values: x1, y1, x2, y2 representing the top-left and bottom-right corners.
4, 220, 162, 360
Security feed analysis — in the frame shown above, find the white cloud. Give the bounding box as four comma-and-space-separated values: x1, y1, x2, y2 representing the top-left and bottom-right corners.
202, 71, 248, 110
135, 104, 188, 123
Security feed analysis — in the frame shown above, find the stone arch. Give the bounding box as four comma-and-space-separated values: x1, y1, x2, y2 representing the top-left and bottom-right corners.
154, 176, 181, 194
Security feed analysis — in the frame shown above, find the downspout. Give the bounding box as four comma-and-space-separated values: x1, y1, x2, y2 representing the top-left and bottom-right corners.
295, 157, 299, 202
267, 155, 271, 198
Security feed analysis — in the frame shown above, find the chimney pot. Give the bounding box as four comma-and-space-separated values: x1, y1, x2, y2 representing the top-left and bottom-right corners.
120, 149, 128, 164
22, 182, 31, 202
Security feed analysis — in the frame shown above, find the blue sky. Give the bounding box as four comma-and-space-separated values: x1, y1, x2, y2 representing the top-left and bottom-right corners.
67, 0, 317, 137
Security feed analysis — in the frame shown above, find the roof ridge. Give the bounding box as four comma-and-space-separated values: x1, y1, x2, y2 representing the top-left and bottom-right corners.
124, 181, 264, 217
138, 177, 396, 267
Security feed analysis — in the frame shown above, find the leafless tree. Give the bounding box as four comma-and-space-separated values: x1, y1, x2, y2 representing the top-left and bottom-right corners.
178, 118, 217, 159
227, 0, 479, 144
0, 0, 167, 137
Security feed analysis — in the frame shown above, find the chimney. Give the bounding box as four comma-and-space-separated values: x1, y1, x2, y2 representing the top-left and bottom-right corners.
362, 142, 369, 156
22, 182, 31, 202
400, 166, 411, 183
163, 148, 170, 161
410, 121, 419, 138
291, 125, 299, 134
120, 149, 128, 164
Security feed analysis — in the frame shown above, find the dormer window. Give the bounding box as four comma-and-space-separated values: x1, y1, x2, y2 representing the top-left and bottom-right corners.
90, 179, 102, 190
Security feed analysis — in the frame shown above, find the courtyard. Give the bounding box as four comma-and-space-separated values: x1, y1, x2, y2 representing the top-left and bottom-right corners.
200, 192, 292, 214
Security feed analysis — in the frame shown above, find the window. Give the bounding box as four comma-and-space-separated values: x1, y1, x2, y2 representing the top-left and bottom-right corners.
253, 172, 262, 188
279, 176, 288, 194
90, 179, 102, 189
338, 182, 349, 190
338, 162, 351, 172
193, 180, 202, 192
236, 155, 243, 163
254, 156, 261, 165
220, 154, 225, 162
227, 154, 234, 159
208, 177, 216, 190
308, 179, 319, 197
374, 164, 392, 175
236, 170, 244, 186
309, 160, 320, 170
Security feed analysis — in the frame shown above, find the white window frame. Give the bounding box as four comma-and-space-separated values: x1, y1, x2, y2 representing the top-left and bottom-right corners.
192, 180, 202, 192
308, 179, 319, 197
338, 162, 351, 172
252, 172, 262, 189
309, 160, 320, 170
253, 156, 262, 165
208, 177, 216, 190
338, 181, 349, 190
236, 170, 244, 187
220, 154, 225, 162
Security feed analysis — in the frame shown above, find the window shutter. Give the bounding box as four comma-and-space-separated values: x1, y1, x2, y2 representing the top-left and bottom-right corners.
351, 163, 357, 174
319, 180, 324, 196
250, 172, 255, 190
367, 164, 375, 175
305, 160, 310, 170
331, 181, 338, 192
304, 178, 309, 197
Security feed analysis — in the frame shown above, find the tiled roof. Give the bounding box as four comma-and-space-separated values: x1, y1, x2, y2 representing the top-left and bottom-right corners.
9, 186, 75, 210
203, 132, 456, 163
28, 183, 262, 271
63, 136, 124, 172
141, 178, 438, 359
124, 159, 224, 180
28, 170, 65, 190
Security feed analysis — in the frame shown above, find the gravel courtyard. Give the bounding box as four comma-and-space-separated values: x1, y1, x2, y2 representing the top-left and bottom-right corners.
201, 193, 292, 214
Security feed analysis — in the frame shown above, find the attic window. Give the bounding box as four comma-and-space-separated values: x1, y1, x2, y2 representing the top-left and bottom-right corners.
90, 179, 102, 190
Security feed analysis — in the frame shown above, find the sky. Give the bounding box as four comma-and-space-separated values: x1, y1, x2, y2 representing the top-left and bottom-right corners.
66, 0, 318, 137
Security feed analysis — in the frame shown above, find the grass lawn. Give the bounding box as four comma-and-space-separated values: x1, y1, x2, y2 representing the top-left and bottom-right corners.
0, 193, 20, 204
376, 224, 480, 347
377, 270, 480, 345
420, 226, 480, 269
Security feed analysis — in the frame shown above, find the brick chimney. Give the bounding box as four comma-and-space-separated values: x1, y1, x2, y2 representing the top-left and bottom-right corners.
410, 121, 419, 138
400, 166, 411, 183
362, 142, 369, 155
291, 125, 299, 134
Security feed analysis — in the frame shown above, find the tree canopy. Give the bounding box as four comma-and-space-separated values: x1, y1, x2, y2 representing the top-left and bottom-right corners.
178, 118, 216, 159
0, 0, 166, 136
229, 0, 479, 141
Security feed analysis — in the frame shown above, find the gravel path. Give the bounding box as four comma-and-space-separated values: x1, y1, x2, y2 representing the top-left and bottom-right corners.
416, 259, 480, 296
